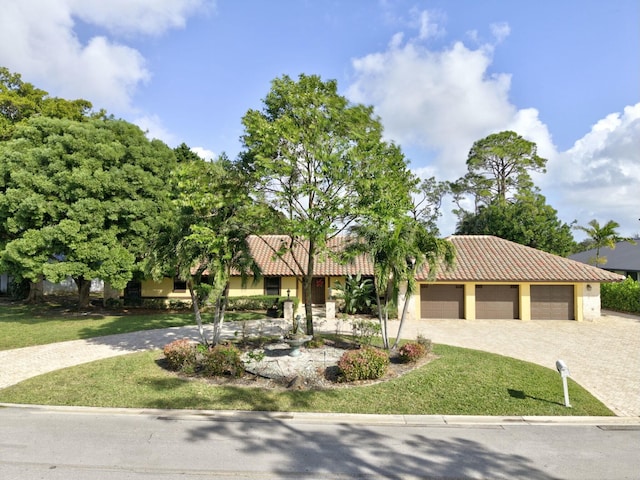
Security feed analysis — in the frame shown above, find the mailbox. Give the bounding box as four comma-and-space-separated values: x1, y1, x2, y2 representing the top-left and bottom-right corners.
556, 360, 570, 377
555, 359, 572, 407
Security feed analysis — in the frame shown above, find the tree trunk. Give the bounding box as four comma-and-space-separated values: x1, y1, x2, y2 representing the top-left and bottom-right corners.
304, 239, 315, 335
374, 285, 389, 349
75, 277, 91, 309
211, 283, 229, 346
391, 282, 412, 350
187, 279, 207, 345
26, 278, 44, 304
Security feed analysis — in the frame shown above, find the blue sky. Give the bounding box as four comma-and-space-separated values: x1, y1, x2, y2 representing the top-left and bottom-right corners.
1, 0, 638, 239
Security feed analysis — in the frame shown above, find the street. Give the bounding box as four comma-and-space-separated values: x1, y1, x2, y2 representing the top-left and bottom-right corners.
1, 405, 638, 479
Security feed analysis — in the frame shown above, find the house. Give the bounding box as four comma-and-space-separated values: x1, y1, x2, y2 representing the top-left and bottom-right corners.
569, 240, 640, 281
133, 234, 623, 321
130, 235, 372, 306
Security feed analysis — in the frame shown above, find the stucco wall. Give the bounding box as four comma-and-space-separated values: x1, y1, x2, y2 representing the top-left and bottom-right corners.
581, 283, 601, 321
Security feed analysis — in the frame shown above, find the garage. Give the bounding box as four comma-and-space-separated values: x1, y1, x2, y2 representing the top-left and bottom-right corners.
476, 285, 519, 319
531, 285, 575, 320
420, 284, 464, 319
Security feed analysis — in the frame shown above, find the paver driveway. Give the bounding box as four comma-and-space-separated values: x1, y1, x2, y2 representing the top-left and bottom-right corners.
0, 311, 638, 417
370, 311, 640, 417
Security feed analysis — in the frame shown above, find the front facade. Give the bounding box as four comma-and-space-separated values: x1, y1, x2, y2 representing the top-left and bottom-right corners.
133, 234, 623, 320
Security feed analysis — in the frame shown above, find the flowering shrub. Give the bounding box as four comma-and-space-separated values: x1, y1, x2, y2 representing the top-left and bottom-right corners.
338, 346, 389, 382
163, 339, 197, 373
398, 342, 427, 363
200, 343, 245, 378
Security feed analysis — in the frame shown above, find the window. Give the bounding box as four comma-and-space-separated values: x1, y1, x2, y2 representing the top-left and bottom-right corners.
173, 277, 187, 292
264, 277, 281, 296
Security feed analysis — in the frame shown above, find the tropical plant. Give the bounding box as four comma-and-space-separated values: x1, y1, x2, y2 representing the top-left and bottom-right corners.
333, 274, 375, 314
574, 219, 635, 266
349, 217, 455, 349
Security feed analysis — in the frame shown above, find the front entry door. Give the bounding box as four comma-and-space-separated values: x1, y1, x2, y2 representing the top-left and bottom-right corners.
311, 277, 326, 305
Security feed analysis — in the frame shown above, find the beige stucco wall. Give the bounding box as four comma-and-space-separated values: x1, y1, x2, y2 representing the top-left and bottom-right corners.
141, 278, 190, 299
581, 282, 601, 321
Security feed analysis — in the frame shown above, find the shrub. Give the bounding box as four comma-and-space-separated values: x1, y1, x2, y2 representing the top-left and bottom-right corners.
398, 342, 427, 363
200, 342, 245, 378
416, 334, 433, 354
351, 319, 381, 346
333, 274, 375, 314
163, 339, 197, 373
337, 346, 389, 382
601, 277, 640, 313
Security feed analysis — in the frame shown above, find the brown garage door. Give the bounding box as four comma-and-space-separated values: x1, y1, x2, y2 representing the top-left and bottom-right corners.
531, 285, 574, 320
420, 284, 464, 319
476, 285, 519, 319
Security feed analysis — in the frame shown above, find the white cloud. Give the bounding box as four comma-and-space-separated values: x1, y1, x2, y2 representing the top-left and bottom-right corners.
69, 0, 209, 36
0, 0, 211, 112
490, 22, 511, 43
347, 35, 534, 182
411, 9, 446, 40
191, 147, 216, 161
133, 114, 176, 145
547, 103, 640, 237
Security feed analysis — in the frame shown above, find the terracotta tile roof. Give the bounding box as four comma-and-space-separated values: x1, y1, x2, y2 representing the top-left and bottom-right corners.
241, 234, 624, 283
416, 235, 625, 283
245, 235, 373, 276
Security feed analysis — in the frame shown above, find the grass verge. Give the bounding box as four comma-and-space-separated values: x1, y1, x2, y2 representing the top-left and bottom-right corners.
0, 302, 265, 350
0, 344, 613, 416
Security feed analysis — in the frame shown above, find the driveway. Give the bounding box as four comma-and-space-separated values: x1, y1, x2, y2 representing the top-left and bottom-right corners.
357, 311, 639, 417
1, 311, 638, 417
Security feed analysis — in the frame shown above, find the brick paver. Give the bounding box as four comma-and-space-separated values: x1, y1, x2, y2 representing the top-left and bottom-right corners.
0, 312, 638, 417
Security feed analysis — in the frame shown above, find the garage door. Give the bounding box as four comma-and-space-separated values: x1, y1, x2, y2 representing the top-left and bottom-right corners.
476, 285, 519, 319
420, 284, 464, 319
531, 285, 574, 320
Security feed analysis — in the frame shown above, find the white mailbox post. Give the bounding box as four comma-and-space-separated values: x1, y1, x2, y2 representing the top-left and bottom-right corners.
555, 359, 572, 407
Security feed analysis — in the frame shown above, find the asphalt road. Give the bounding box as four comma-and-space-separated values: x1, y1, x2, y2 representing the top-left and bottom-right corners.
1, 405, 639, 479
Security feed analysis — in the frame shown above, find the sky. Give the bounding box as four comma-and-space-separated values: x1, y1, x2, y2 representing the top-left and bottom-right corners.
1, 0, 638, 240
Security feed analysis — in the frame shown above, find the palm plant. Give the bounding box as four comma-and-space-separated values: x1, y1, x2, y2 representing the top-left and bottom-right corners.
349, 218, 455, 349
574, 219, 634, 266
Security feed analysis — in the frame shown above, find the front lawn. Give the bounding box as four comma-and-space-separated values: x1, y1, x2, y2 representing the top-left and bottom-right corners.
0, 301, 264, 350
0, 344, 613, 416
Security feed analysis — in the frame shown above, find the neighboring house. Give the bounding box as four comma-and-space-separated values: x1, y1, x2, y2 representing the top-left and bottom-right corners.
569, 240, 640, 281
133, 234, 623, 321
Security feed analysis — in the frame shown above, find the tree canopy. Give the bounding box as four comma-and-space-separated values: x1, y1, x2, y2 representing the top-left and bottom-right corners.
149, 150, 263, 344
452, 130, 547, 212
0, 67, 95, 139
241, 74, 415, 334
455, 192, 576, 256
0, 116, 176, 307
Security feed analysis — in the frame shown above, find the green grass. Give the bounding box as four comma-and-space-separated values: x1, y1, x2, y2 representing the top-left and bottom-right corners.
0, 344, 613, 416
0, 302, 265, 350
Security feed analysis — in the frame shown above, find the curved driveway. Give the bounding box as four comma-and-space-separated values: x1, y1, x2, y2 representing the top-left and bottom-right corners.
0, 311, 638, 417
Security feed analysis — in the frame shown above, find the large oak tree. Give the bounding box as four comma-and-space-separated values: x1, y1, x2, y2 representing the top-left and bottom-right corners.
0, 116, 176, 307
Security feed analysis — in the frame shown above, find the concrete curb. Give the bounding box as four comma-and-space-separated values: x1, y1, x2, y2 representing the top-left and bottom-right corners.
3, 403, 639, 426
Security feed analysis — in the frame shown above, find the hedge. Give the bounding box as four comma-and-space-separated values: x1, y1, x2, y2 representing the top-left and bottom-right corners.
601, 277, 640, 313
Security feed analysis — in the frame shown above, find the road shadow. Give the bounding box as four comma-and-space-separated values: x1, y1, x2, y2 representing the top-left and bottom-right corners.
177, 415, 558, 479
